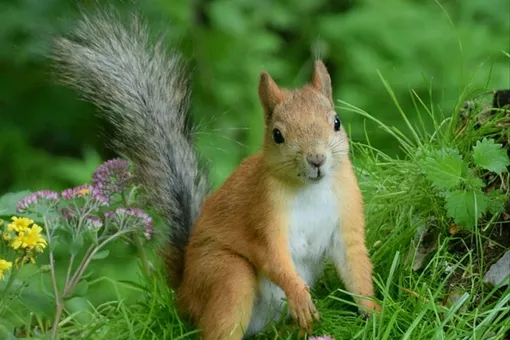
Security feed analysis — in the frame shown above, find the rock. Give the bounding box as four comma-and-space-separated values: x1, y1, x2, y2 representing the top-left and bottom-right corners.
483, 250, 510, 287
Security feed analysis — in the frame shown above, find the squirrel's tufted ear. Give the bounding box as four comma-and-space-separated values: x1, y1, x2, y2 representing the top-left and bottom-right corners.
312, 60, 333, 105
258, 72, 283, 120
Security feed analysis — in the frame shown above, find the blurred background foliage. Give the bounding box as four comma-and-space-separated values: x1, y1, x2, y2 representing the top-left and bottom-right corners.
0, 0, 508, 192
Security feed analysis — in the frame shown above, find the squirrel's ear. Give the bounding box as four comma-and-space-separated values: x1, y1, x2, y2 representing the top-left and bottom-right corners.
312, 60, 333, 105
258, 72, 283, 120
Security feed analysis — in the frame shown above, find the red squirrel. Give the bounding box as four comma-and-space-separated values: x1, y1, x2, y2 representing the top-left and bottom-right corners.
53, 9, 381, 340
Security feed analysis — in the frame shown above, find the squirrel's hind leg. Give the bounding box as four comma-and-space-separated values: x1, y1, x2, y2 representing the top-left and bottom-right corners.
194, 255, 257, 340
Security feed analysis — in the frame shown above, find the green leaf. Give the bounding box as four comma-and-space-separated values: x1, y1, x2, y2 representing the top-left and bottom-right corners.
472, 138, 510, 175
69, 234, 84, 257
80, 269, 95, 281
64, 296, 94, 325
0, 278, 25, 294
49, 235, 60, 252
69, 280, 89, 298
15, 263, 40, 281
0, 319, 16, 340
445, 189, 489, 229
0, 190, 31, 216
91, 249, 110, 260
40, 274, 56, 299
465, 169, 485, 190
18, 290, 53, 317
83, 229, 97, 245
487, 189, 506, 215
422, 149, 466, 189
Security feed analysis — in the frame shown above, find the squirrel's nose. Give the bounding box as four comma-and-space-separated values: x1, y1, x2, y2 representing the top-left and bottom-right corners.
306, 154, 326, 168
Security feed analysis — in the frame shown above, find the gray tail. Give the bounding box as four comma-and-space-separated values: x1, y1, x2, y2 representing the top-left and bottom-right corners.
51, 9, 209, 287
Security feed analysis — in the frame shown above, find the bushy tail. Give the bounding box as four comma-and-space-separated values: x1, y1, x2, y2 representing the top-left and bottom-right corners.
51, 9, 209, 288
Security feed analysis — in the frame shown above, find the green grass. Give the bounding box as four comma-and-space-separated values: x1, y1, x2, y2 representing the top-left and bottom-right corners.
42, 81, 510, 340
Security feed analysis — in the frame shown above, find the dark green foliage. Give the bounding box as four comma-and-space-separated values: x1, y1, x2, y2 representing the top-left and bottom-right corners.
421, 138, 509, 229
1, 0, 508, 191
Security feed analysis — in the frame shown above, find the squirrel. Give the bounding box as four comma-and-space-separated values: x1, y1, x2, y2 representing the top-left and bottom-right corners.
51, 9, 381, 340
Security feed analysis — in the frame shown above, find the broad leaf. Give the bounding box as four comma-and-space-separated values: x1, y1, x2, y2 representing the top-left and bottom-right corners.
70, 280, 89, 298
487, 189, 506, 215
0, 319, 16, 340
465, 169, 485, 190
422, 149, 466, 189
69, 234, 84, 257
472, 138, 510, 175
445, 189, 489, 229
0, 190, 31, 216
19, 290, 53, 317
49, 234, 61, 252
91, 249, 110, 260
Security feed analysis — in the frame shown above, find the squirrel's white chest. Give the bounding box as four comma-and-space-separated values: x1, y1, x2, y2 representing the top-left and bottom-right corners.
288, 180, 340, 276
247, 180, 340, 336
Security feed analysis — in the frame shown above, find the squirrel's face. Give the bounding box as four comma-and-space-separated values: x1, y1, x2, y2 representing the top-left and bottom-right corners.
258, 61, 349, 184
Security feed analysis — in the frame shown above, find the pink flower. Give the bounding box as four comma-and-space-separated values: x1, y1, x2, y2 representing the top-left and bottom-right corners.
60, 185, 109, 206
92, 158, 133, 198
16, 190, 59, 212
309, 336, 335, 340
107, 207, 153, 239
84, 216, 103, 229
91, 187, 109, 206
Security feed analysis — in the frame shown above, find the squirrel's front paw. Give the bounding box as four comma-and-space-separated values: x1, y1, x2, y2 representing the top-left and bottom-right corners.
359, 300, 381, 319
286, 283, 320, 334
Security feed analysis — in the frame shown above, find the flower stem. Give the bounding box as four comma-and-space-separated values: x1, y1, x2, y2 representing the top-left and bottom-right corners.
65, 244, 93, 292
121, 192, 152, 279
64, 255, 75, 288
133, 234, 152, 279
65, 231, 129, 295
51, 302, 64, 340
44, 218, 63, 340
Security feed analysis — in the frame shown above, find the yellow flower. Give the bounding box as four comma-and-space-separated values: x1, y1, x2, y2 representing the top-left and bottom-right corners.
15, 256, 35, 267
77, 188, 90, 196
10, 224, 47, 251
0, 258, 12, 280
2, 233, 11, 241
7, 216, 34, 233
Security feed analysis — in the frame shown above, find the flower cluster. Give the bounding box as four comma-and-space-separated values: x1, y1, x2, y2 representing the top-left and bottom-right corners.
84, 216, 103, 230
92, 158, 133, 198
17, 190, 59, 213
309, 336, 334, 340
61, 184, 109, 207
13, 159, 153, 242
1, 216, 47, 267
106, 207, 153, 239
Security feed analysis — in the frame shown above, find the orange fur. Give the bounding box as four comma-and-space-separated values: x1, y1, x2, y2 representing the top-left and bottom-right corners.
173, 61, 379, 339
333, 158, 381, 313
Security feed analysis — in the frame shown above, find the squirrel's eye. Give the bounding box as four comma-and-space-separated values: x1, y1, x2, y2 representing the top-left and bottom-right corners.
272, 128, 285, 144
334, 117, 341, 131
